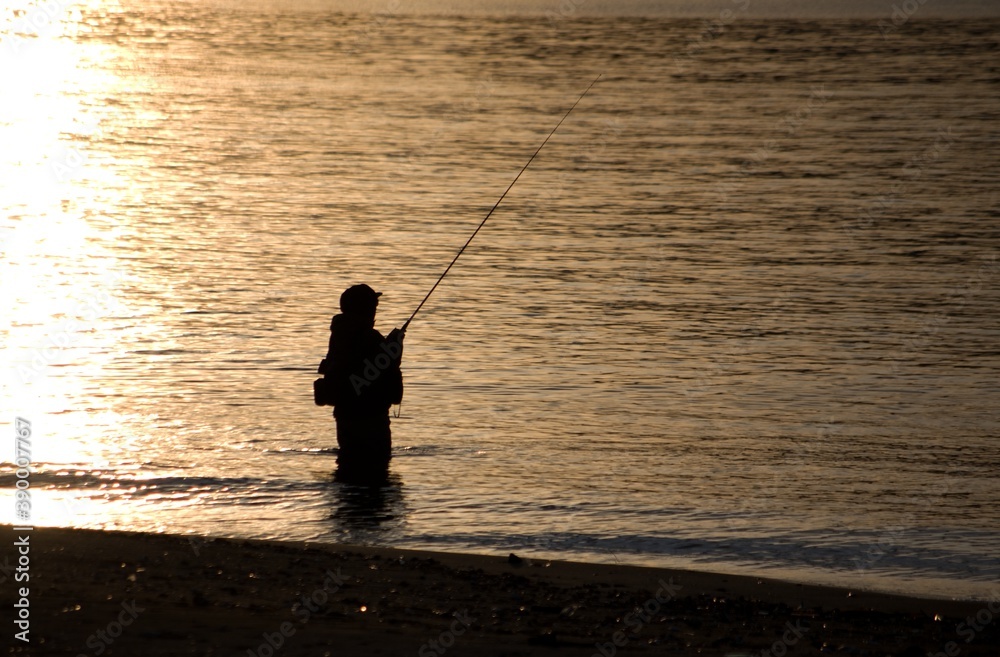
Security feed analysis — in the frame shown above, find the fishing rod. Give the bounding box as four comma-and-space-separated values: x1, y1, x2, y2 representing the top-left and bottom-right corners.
399, 73, 603, 334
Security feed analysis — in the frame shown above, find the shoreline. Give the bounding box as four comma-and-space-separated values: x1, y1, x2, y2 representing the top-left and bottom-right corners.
4, 525, 999, 656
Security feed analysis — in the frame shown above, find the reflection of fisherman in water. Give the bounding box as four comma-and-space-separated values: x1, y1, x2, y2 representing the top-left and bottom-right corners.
326, 471, 406, 540
320, 284, 404, 482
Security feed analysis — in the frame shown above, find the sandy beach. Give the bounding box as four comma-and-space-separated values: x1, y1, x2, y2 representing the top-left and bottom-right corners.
3, 525, 997, 656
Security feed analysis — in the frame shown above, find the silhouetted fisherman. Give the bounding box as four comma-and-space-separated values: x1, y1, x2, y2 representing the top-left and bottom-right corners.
321, 284, 404, 481
314, 81, 598, 481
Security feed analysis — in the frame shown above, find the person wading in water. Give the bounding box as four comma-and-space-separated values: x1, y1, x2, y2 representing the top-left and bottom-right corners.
314, 79, 600, 482
320, 284, 404, 482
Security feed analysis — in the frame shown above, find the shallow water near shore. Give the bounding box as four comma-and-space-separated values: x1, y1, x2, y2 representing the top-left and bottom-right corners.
1, 1, 998, 600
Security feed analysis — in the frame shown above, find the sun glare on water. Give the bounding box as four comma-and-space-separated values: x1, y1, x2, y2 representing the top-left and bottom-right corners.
2, 0, 133, 470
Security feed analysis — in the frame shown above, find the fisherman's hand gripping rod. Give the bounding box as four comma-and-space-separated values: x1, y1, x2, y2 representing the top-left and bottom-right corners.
398, 74, 603, 334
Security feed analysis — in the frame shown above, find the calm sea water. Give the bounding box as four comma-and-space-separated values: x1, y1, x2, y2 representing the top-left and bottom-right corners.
2, 0, 998, 600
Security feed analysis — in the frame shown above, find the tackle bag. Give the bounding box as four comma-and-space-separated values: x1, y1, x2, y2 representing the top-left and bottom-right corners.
313, 358, 337, 406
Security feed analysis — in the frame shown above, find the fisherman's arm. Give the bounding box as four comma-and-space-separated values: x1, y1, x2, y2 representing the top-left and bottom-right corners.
383, 328, 405, 405
385, 327, 405, 364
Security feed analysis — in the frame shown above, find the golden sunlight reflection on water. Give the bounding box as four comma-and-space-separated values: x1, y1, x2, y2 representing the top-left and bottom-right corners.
1, 3, 132, 466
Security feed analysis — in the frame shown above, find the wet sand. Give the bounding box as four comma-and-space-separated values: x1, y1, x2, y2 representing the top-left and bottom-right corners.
4, 525, 997, 656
